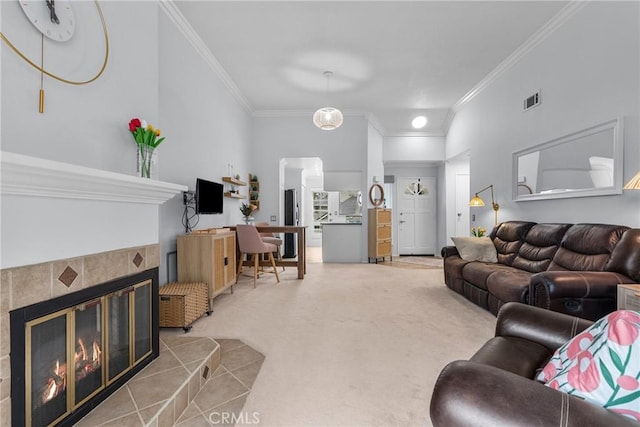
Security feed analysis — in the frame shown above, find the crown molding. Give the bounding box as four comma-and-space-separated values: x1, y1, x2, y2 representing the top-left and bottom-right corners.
160, 1, 253, 114
1, 151, 187, 204
384, 130, 446, 138
451, 1, 587, 112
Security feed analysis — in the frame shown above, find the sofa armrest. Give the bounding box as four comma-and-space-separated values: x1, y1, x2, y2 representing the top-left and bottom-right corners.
430, 360, 638, 427
530, 271, 633, 320
495, 302, 592, 351
441, 245, 459, 258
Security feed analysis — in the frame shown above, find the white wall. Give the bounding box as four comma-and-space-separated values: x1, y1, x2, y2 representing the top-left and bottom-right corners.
1, 1, 158, 172
157, 9, 253, 283
383, 136, 445, 163
367, 122, 384, 198
446, 1, 640, 229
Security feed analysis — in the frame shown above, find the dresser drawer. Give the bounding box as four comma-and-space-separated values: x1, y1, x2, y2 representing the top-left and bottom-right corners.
376, 209, 392, 224
617, 284, 640, 310
377, 225, 392, 240
376, 241, 392, 256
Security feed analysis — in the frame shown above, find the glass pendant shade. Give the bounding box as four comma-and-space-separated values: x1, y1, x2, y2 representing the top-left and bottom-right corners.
313, 107, 344, 130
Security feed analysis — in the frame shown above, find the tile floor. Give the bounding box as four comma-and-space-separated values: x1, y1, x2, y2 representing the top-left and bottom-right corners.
75, 335, 263, 426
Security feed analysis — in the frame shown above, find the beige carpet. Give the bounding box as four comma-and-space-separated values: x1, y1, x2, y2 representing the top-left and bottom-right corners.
175, 259, 496, 426
393, 256, 444, 268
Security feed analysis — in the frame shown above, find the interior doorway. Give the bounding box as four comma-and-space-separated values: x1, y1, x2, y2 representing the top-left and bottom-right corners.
279, 157, 324, 249
455, 173, 470, 237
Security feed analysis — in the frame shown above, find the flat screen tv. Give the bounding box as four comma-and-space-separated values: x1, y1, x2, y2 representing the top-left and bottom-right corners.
196, 178, 224, 214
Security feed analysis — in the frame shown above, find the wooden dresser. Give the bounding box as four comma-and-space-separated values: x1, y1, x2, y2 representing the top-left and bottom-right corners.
368, 208, 392, 263
177, 230, 236, 306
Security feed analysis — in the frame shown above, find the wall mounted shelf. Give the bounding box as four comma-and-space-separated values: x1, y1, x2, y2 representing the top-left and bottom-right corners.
222, 177, 247, 186
224, 192, 246, 199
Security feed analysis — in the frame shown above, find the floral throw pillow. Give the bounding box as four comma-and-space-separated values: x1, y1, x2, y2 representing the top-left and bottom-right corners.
536, 310, 640, 421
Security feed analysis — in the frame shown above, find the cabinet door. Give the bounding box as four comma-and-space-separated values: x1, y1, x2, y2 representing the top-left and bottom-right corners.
212, 238, 225, 292
224, 234, 236, 284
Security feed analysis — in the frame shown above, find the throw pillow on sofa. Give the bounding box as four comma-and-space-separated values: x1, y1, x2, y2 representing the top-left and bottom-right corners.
451, 236, 498, 262
536, 310, 640, 421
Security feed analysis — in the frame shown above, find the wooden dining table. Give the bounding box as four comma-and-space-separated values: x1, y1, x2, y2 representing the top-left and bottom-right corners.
228, 225, 307, 279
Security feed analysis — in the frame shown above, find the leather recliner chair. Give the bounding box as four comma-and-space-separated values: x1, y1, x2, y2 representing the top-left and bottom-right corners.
429, 302, 638, 426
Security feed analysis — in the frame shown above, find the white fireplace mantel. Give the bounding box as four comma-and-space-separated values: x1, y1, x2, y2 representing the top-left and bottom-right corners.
1, 151, 187, 204
1, 151, 188, 269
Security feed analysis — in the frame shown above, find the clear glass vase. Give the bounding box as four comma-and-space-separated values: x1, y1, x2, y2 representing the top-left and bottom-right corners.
137, 145, 157, 179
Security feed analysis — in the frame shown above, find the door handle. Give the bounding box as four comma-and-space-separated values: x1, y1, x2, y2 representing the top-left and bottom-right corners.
399, 220, 406, 224
457, 213, 462, 217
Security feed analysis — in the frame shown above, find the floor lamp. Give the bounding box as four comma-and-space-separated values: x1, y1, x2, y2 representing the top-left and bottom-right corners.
469, 184, 500, 226
624, 170, 640, 190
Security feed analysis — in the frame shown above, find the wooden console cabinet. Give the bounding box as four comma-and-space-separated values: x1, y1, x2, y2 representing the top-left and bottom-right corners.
368, 208, 392, 263
177, 231, 236, 306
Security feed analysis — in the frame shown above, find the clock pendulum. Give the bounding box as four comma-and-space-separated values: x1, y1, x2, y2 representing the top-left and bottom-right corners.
40, 34, 45, 113
0, 0, 109, 113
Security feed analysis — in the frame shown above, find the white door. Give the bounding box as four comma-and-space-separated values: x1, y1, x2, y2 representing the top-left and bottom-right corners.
397, 177, 436, 255
455, 174, 470, 237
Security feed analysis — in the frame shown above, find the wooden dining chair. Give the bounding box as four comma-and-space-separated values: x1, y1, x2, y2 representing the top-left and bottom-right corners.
255, 222, 285, 271
236, 224, 280, 287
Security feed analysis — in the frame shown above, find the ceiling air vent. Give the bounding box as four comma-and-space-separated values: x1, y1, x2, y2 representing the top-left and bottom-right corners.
523, 91, 541, 111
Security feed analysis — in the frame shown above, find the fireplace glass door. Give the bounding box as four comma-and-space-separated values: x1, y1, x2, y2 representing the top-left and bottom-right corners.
74, 299, 103, 405
28, 312, 68, 427
134, 282, 152, 361
107, 289, 131, 382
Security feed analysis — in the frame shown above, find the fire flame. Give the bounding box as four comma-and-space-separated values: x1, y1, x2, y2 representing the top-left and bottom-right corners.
41, 359, 67, 404
41, 338, 102, 404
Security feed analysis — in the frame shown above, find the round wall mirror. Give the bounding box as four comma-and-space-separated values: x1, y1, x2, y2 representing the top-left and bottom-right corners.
369, 183, 384, 207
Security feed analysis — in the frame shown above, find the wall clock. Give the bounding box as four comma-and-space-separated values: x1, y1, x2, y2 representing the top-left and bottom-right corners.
19, 0, 76, 42
0, 0, 109, 113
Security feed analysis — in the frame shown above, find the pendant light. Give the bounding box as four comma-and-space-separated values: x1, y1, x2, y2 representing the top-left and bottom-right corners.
313, 71, 343, 130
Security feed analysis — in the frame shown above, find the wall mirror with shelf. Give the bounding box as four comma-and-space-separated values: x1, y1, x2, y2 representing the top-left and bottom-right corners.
512, 118, 623, 201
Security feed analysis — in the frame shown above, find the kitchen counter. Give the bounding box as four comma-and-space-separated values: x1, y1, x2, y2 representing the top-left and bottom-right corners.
321, 223, 362, 262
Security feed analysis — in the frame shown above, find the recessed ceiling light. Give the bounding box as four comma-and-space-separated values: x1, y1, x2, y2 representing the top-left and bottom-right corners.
412, 116, 427, 129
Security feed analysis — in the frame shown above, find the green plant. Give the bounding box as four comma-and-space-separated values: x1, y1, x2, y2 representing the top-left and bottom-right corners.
471, 226, 486, 237
240, 202, 256, 217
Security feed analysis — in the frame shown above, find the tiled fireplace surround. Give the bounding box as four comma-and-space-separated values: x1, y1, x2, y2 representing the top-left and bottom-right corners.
0, 152, 189, 425
0, 244, 162, 425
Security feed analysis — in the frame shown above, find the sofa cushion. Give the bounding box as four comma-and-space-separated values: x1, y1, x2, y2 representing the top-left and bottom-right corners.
462, 262, 516, 291
491, 221, 536, 266
485, 269, 533, 303
537, 310, 640, 421
511, 223, 572, 273
605, 229, 640, 282
549, 224, 629, 271
451, 236, 497, 262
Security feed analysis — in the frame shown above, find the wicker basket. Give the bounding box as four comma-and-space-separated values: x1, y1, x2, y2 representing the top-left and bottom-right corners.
159, 282, 209, 331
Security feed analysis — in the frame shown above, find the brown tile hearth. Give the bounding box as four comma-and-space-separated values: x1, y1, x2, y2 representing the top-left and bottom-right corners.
74, 335, 263, 426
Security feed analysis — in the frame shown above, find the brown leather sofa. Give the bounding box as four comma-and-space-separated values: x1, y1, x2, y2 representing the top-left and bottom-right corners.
442, 221, 640, 321
430, 303, 638, 427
